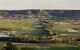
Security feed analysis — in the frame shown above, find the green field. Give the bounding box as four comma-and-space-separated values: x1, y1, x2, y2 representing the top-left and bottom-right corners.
0, 18, 80, 49
0, 18, 80, 39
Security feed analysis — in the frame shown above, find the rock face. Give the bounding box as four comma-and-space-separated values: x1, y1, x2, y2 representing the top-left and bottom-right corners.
0, 10, 80, 19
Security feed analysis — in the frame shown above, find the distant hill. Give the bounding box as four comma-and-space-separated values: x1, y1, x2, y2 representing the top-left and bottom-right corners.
0, 10, 80, 19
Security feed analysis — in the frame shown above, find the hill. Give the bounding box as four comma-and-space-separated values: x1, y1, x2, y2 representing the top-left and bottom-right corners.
0, 10, 80, 19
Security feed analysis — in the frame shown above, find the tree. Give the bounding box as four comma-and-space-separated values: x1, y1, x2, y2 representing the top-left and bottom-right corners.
1, 42, 18, 50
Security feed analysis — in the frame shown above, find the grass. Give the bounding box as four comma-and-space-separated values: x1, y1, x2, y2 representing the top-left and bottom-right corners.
0, 19, 80, 48
0, 42, 79, 50
0, 19, 80, 37
48, 47, 80, 50
51, 22, 71, 32
0, 18, 39, 30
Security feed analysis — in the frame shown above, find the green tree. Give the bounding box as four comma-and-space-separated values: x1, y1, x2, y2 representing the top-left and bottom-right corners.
2, 42, 18, 50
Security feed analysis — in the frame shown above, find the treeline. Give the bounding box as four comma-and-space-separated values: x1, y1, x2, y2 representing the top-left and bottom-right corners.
0, 36, 79, 44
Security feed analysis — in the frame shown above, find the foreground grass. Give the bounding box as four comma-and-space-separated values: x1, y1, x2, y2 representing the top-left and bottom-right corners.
0, 43, 80, 50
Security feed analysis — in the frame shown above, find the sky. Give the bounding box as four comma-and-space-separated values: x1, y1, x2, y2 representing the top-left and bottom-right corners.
0, 0, 80, 10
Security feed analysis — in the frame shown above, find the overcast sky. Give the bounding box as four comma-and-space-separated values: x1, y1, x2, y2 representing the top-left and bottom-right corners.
0, 0, 80, 10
